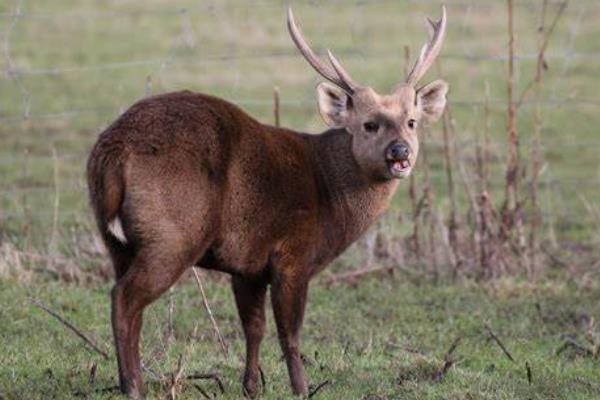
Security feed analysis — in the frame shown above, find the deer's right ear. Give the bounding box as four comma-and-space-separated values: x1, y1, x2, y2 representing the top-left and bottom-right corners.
317, 82, 352, 128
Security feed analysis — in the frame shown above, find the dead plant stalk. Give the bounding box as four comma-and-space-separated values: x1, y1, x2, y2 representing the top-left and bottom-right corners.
477, 82, 493, 276
192, 267, 229, 359
436, 61, 462, 276
273, 86, 280, 127
527, 0, 568, 280
405, 45, 422, 261
500, 0, 523, 251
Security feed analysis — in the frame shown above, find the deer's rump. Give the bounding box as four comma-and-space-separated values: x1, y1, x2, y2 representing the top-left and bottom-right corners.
87, 90, 319, 278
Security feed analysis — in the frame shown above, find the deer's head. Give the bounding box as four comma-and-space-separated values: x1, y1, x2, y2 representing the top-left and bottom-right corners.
288, 7, 448, 180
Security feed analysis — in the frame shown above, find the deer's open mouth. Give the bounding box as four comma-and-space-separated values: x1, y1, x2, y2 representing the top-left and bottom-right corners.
388, 159, 411, 177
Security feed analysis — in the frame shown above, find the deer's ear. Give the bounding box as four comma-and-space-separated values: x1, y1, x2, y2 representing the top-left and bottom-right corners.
416, 79, 448, 124
316, 82, 353, 128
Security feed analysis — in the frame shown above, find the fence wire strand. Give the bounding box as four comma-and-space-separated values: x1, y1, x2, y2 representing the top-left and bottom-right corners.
0, 0, 597, 230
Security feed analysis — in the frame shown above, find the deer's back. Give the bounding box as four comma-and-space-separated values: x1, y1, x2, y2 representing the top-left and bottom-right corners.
93, 90, 320, 276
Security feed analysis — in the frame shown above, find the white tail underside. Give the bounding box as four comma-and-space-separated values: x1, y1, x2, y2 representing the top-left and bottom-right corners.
108, 217, 127, 244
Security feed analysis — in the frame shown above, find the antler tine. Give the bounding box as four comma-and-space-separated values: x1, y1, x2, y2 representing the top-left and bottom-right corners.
287, 7, 356, 94
405, 5, 447, 86
326, 50, 357, 90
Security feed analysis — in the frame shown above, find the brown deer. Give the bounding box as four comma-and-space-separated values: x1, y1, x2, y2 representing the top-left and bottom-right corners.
87, 6, 448, 398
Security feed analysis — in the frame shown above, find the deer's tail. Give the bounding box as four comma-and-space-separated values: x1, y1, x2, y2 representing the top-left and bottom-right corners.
87, 140, 127, 245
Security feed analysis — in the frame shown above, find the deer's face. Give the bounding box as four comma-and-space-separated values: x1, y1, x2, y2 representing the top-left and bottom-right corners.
288, 6, 448, 180
316, 82, 447, 180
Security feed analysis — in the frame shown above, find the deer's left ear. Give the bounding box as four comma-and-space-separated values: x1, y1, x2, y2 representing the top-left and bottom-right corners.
316, 82, 353, 128
416, 79, 448, 124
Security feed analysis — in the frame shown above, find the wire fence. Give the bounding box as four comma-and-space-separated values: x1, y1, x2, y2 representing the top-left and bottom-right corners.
0, 0, 598, 241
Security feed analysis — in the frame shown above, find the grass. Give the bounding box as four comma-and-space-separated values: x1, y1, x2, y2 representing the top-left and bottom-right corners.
2, 275, 600, 399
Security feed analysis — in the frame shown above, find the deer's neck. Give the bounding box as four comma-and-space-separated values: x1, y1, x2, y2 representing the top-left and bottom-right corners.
309, 129, 399, 267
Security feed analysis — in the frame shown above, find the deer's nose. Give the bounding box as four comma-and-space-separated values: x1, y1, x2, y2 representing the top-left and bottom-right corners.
387, 142, 410, 161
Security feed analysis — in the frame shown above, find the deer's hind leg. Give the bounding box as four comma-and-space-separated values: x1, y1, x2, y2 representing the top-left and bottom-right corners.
106, 239, 136, 280
111, 237, 210, 399
232, 275, 268, 398
112, 158, 220, 397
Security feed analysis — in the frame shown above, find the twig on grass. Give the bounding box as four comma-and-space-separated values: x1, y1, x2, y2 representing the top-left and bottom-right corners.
88, 362, 97, 384
525, 361, 532, 385
434, 336, 462, 381
555, 336, 594, 357
192, 267, 229, 359
433, 359, 455, 382
259, 366, 267, 390
142, 361, 164, 382
445, 336, 462, 361
386, 341, 426, 357
485, 324, 515, 363
323, 265, 393, 285
30, 298, 109, 360
308, 380, 330, 398
193, 383, 211, 399
186, 372, 226, 394
168, 354, 185, 400
73, 385, 119, 397
540, 244, 568, 268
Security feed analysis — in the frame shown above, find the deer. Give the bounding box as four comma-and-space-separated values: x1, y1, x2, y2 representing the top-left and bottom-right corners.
86, 6, 448, 399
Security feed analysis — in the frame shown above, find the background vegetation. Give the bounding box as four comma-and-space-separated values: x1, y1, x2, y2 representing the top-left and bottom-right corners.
1, 0, 600, 399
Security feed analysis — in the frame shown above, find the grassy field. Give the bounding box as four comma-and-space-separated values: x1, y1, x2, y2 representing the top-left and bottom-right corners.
2, 275, 600, 399
2, 1, 600, 399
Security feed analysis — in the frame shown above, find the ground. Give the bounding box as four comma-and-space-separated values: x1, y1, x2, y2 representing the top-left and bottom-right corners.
2, 1, 600, 399
2, 274, 600, 399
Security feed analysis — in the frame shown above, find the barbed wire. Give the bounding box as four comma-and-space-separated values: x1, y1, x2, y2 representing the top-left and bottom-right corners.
1, 0, 596, 124
2, 0, 30, 120
3, 49, 600, 79
1, 95, 599, 125
1, 0, 598, 230
0, 0, 589, 21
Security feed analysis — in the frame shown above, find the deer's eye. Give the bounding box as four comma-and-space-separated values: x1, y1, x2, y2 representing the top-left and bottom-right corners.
407, 119, 417, 129
363, 121, 379, 133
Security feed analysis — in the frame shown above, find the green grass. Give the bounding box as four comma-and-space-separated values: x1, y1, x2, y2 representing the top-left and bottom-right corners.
2, 2, 600, 398
2, 275, 600, 399
1, 0, 600, 247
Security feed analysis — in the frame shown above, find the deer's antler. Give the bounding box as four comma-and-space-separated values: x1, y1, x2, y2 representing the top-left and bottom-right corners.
287, 7, 357, 94
405, 6, 447, 87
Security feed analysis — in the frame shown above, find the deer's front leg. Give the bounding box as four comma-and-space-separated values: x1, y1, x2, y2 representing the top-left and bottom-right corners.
232, 275, 268, 398
270, 269, 309, 395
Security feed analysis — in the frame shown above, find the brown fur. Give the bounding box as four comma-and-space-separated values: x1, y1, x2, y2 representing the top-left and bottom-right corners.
87, 14, 448, 400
